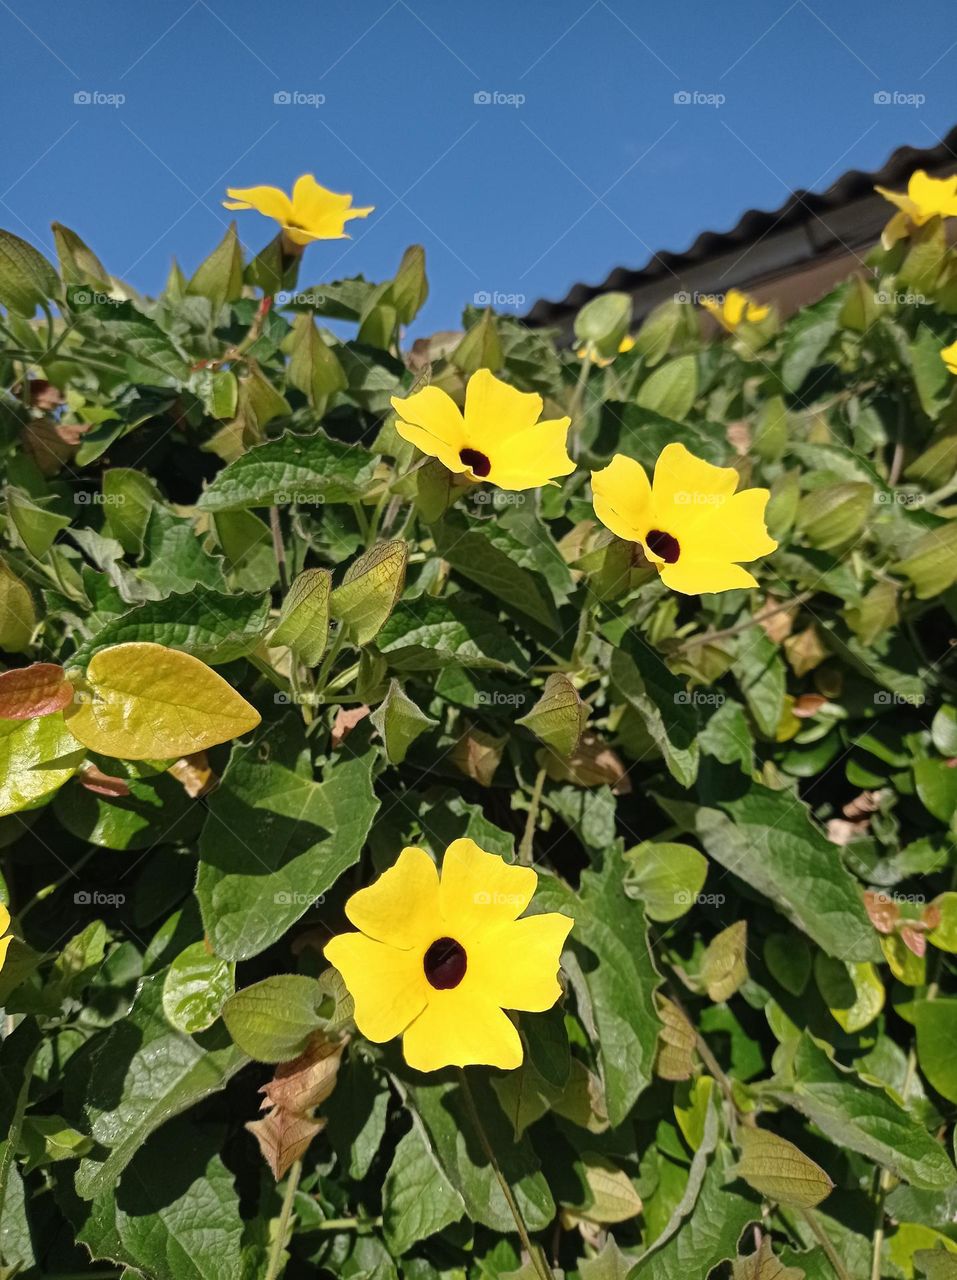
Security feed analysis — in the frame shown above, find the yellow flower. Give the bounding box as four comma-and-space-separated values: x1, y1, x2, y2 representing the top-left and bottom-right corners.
223, 174, 373, 246
0, 903, 12, 972
391, 368, 574, 491
591, 442, 777, 594
700, 289, 770, 332
576, 334, 636, 366
875, 169, 957, 249
324, 839, 573, 1071
941, 340, 957, 375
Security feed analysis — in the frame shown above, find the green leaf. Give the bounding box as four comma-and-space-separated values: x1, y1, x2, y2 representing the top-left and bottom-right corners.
71, 587, 269, 667
516, 673, 586, 758
0, 229, 59, 315
772, 1033, 957, 1190
186, 222, 243, 309
6, 486, 71, 558
814, 956, 885, 1033
390, 244, 429, 325
270, 568, 331, 666
780, 292, 842, 393
196, 718, 378, 960
162, 942, 234, 1034
331, 540, 408, 645
0, 558, 36, 652
733, 1237, 806, 1279
636, 354, 698, 421
382, 1120, 464, 1255
732, 628, 786, 739
453, 309, 503, 373
401, 1074, 554, 1234
623, 841, 708, 922
73, 974, 247, 1199
369, 678, 437, 764
700, 920, 748, 1002
102, 467, 159, 554
896, 522, 957, 599
0, 714, 85, 817
574, 292, 631, 355
286, 314, 347, 409
0, 1019, 41, 1226
914, 758, 957, 825
51, 221, 110, 292
53, 763, 200, 851
376, 595, 525, 671
914, 999, 957, 1103
735, 1126, 833, 1208
797, 482, 873, 550
222, 974, 326, 1062
534, 847, 660, 1126
196, 431, 376, 512
663, 779, 881, 962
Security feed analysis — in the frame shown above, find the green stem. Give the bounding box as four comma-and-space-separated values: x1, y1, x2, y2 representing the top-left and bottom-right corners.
315, 1215, 382, 1232
314, 628, 347, 697
17, 845, 99, 923
518, 766, 548, 866
457, 1070, 554, 1280
269, 506, 290, 595
802, 1208, 851, 1280
670, 590, 815, 655
265, 1158, 303, 1280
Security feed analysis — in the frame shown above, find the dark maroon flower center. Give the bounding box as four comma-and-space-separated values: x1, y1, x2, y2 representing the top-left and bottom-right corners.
645, 529, 681, 564
423, 936, 467, 989
459, 447, 491, 477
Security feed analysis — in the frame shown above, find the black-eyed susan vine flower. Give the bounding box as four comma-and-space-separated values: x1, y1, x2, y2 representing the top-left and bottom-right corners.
223, 174, 373, 248
700, 288, 769, 333
575, 334, 636, 366
0, 903, 12, 972
391, 368, 574, 491
324, 839, 573, 1071
875, 169, 957, 249
941, 340, 957, 375
591, 442, 777, 594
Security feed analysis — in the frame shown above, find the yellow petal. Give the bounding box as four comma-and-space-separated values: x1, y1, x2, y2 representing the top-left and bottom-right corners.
323, 932, 427, 1042
0, 902, 9, 937
680, 487, 777, 563
909, 169, 957, 220
591, 453, 653, 543
290, 174, 373, 240
485, 417, 574, 491
469, 912, 573, 1012
463, 369, 544, 446
438, 838, 537, 939
344, 845, 440, 948
658, 558, 760, 595
723, 290, 748, 329
0, 933, 11, 972
391, 386, 467, 474
222, 184, 293, 224
745, 300, 770, 324
880, 210, 912, 250
402, 989, 523, 1071
941, 340, 957, 376
875, 183, 917, 219
651, 442, 738, 526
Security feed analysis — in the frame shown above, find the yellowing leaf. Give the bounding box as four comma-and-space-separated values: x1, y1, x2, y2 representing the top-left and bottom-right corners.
516, 672, 587, 758
270, 568, 331, 666
560, 1152, 642, 1226
64, 642, 260, 760
701, 920, 748, 1002
0, 714, 85, 816
735, 1126, 833, 1208
815, 955, 885, 1033
0, 559, 36, 653
331, 540, 408, 646
655, 996, 696, 1081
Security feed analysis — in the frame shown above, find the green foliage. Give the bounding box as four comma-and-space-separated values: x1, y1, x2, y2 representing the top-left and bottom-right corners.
0, 212, 955, 1280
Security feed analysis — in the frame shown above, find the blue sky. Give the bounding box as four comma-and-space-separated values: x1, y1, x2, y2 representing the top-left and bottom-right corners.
3, 0, 956, 335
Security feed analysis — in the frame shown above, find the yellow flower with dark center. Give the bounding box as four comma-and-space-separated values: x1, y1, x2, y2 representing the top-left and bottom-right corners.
941, 339, 957, 375
700, 289, 770, 332
223, 174, 373, 246
875, 169, 957, 249
324, 839, 574, 1071
576, 334, 636, 366
591, 442, 777, 594
391, 368, 574, 491
0, 903, 12, 972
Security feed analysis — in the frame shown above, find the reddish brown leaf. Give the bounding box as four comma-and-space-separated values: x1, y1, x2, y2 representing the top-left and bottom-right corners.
259, 1032, 346, 1114
246, 1109, 325, 1180
0, 663, 73, 720
900, 925, 928, 958
21, 418, 90, 476
542, 732, 632, 795
863, 890, 899, 934
78, 764, 131, 798
331, 705, 370, 749
169, 751, 216, 798
792, 693, 828, 718
843, 790, 883, 820
452, 725, 507, 787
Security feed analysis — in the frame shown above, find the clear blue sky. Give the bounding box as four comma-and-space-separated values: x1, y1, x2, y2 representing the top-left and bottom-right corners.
3, 0, 956, 336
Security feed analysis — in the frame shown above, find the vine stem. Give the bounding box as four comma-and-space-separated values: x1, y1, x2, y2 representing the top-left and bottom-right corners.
670, 591, 815, 655
802, 1208, 851, 1280
265, 1158, 303, 1280
457, 1070, 554, 1280
518, 766, 548, 866
269, 506, 290, 595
